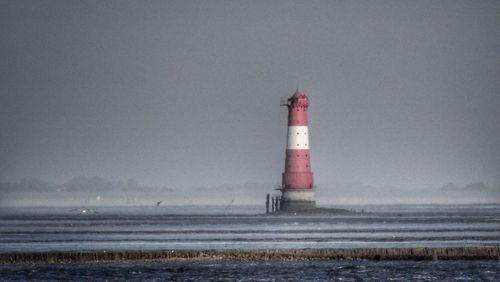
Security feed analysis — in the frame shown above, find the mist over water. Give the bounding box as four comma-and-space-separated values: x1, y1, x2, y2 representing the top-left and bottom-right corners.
1, 176, 498, 207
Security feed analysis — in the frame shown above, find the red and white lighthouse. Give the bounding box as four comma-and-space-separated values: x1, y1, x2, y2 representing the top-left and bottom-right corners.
280, 88, 315, 210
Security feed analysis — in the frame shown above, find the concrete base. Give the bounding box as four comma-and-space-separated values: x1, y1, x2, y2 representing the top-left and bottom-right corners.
280, 189, 316, 211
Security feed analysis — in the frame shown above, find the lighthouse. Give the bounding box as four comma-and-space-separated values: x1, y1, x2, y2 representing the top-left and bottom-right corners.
280, 88, 315, 211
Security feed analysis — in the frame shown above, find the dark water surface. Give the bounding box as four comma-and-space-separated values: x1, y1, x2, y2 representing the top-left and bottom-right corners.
1, 260, 499, 281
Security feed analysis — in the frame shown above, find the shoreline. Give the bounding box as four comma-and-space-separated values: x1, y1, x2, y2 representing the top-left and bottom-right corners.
1, 247, 499, 264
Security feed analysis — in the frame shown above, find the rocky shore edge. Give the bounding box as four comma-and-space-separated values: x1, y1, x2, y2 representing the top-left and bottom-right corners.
1, 247, 499, 264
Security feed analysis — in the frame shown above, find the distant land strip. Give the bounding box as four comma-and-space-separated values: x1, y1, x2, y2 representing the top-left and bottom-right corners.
1, 247, 499, 264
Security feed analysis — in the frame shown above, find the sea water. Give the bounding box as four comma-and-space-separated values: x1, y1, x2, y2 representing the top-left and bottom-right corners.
0, 204, 499, 280
1, 260, 499, 281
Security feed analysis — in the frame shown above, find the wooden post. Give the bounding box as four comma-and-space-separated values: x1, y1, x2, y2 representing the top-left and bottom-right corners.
266, 194, 270, 214
271, 196, 275, 213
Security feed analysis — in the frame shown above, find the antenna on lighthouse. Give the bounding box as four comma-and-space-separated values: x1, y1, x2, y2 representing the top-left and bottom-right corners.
280, 96, 290, 106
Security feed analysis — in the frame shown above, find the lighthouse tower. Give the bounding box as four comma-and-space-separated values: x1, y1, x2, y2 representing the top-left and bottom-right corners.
280, 88, 315, 211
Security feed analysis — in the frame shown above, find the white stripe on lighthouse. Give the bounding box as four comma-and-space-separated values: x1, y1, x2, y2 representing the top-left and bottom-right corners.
286, 126, 310, 149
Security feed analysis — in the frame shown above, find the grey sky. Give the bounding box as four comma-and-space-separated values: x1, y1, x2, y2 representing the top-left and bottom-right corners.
1, 0, 499, 189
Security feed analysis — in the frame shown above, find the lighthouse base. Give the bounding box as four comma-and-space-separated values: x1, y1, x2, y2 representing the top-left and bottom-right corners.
280, 189, 316, 211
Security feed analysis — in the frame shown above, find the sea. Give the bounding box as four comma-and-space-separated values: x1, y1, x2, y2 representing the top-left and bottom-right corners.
0, 204, 499, 281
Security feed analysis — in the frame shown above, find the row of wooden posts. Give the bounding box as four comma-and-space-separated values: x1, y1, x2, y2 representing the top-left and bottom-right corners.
266, 193, 281, 214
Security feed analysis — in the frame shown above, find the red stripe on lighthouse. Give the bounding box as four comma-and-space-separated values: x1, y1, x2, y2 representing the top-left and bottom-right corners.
282, 89, 313, 189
